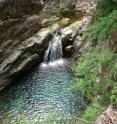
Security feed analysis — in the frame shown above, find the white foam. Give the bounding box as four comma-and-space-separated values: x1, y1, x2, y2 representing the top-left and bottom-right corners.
40, 59, 65, 68
43, 32, 63, 63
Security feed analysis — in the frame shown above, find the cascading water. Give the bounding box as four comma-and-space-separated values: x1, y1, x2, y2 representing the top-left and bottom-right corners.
0, 30, 85, 124
44, 32, 63, 63
41, 31, 64, 67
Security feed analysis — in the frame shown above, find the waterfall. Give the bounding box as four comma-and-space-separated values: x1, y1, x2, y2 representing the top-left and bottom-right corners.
41, 31, 64, 67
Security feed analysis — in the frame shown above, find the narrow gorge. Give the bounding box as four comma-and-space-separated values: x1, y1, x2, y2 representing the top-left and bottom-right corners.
0, 0, 117, 124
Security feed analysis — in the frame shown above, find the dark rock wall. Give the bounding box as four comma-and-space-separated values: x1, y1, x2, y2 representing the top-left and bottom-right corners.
0, 0, 76, 20
0, 0, 42, 19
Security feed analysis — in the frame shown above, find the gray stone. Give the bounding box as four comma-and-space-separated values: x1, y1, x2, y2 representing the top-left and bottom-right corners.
95, 106, 117, 124
0, 21, 60, 91
0, 0, 96, 25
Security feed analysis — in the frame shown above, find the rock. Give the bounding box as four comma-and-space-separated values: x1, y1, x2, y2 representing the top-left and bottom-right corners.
104, 31, 117, 53
41, 16, 61, 27
0, 0, 95, 25
0, 0, 76, 21
75, 40, 83, 49
62, 16, 91, 47
95, 106, 117, 124
58, 18, 71, 27
74, 16, 91, 49
9, 54, 39, 77
64, 45, 74, 57
75, 0, 96, 15
0, 21, 60, 91
61, 19, 84, 47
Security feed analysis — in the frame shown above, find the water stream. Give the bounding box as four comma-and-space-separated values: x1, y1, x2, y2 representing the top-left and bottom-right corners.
0, 32, 85, 123
43, 31, 63, 64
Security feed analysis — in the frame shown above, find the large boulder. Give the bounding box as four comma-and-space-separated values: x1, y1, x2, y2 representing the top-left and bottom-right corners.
61, 16, 91, 57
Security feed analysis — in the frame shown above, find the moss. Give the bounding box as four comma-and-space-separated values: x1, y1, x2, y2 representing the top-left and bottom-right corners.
58, 18, 71, 27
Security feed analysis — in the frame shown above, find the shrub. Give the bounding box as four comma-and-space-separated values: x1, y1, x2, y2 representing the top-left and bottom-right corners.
87, 10, 117, 41
95, 0, 117, 18
74, 48, 117, 104
78, 102, 105, 124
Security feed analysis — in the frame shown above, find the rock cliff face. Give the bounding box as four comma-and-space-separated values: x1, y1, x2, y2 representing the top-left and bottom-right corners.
0, 0, 76, 21
0, 15, 42, 91
0, 0, 95, 90
0, 0, 96, 24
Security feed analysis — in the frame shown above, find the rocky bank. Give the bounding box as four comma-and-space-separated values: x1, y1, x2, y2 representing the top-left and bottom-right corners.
0, 0, 95, 91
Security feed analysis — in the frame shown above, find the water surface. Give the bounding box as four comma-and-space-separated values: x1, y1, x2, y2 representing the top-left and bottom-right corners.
0, 60, 85, 123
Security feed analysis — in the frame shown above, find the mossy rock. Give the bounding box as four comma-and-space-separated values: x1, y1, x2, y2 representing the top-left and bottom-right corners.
58, 18, 71, 27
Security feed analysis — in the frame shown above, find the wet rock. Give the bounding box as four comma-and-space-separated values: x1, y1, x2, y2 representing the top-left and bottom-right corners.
95, 106, 117, 124
64, 45, 74, 57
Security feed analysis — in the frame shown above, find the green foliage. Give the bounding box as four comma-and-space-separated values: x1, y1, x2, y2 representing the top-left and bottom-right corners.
14, 116, 35, 124
74, 48, 117, 104
87, 10, 117, 41
74, 48, 100, 100
13, 112, 68, 124
95, 0, 117, 18
73, 47, 117, 123
41, 112, 63, 124
83, 102, 103, 120
78, 102, 105, 124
